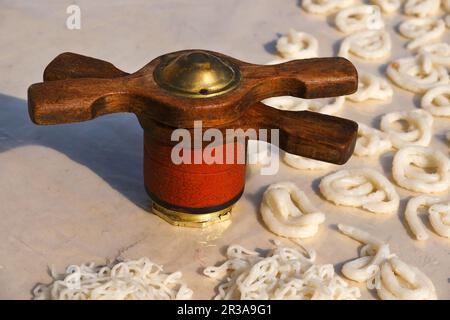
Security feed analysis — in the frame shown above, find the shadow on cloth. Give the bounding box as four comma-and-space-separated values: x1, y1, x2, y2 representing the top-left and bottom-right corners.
0, 93, 150, 210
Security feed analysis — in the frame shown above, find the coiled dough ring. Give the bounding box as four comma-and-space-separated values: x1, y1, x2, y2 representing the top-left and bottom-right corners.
348, 72, 393, 103
338, 224, 385, 248
377, 257, 437, 300
405, 196, 450, 240
261, 182, 326, 238
428, 202, 450, 238
302, 0, 355, 15
354, 123, 392, 157
392, 146, 450, 194
421, 85, 450, 117
403, 0, 440, 17
261, 95, 345, 115
398, 18, 445, 51
319, 168, 400, 214
338, 224, 392, 282
283, 152, 334, 170
380, 109, 433, 148
418, 43, 450, 67
339, 30, 391, 61
386, 55, 449, 93
343, 244, 392, 282
276, 29, 319, 59
405, 195, 441, 240
335, 5, 384, 34
338, 224, 437, 300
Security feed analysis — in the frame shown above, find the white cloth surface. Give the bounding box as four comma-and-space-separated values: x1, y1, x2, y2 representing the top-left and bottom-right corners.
0, 0, 449, 299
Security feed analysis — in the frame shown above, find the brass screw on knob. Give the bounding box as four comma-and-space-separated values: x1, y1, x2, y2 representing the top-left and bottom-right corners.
153, 51, 241, 98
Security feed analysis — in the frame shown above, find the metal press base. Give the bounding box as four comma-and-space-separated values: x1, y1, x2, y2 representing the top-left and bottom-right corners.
151, 202, 232, 228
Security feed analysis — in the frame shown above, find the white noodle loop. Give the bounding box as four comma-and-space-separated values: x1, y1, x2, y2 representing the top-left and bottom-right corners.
386, 55, 449, 93
204, 244, 360, 300
276, 29, 319, 59
337, 224, 392, 282
399, 18, 445, 50
418, 43, 450, 67
354, 123, 392, 157
33, 258, 193, 300
404, 195, 448, 240
392, 146, 450, 193
377, 257, 437, 300
261, 182, 325, 238
380, 109, 433, 148
319, 168, 400, 214
421, 85, 450, 117
337, 224, 437, 300
338, 224, 385, 248
335, 5, 384, 34
262, 95, 345, 115
339, 30, 391, 61
404, 0, 441, 17
348, 72, 393, 103
302, 0, 355, 15
428, 202, 450, 238
342, 243, 392, 282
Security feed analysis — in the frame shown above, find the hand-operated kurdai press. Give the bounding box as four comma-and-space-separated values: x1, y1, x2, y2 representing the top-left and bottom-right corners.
28, 50, 358, 227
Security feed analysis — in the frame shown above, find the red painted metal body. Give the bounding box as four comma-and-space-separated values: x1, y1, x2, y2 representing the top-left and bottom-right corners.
143, 132, 246, 213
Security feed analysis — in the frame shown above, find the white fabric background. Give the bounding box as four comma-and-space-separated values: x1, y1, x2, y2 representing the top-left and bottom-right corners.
0, 0, 448, 299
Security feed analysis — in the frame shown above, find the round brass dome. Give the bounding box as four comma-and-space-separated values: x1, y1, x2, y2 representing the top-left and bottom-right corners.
154, 51, 240, 98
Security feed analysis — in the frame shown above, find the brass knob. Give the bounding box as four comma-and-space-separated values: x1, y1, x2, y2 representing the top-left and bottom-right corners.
153, 51, 241, 98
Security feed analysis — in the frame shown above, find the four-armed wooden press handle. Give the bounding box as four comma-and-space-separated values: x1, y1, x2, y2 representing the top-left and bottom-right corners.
30, 52, 358, 164
29, 51, 357, 126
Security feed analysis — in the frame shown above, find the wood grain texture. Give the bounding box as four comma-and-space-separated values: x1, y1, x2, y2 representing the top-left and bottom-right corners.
43, 52, 129, 81
29, 50, 357, 126
238, 103, 357, 165
29, 50, 359, 164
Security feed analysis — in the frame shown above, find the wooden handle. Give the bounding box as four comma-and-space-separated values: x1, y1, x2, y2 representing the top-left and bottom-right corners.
244, 57, 357, 99
28, 51, 358, 163
43, 52, 129, 81
28, 50, 358, 128
29, 53, 133, 124
238, 102, 357, 164
28, 77, 139, 124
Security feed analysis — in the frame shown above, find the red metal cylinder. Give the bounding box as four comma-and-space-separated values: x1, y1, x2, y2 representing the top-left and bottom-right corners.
143, 131, 246, 214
